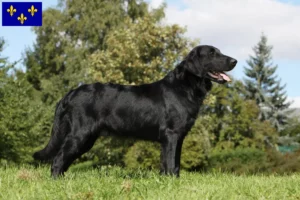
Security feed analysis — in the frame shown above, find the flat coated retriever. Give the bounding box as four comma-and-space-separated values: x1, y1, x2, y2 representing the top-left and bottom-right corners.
33, 45, 237, 177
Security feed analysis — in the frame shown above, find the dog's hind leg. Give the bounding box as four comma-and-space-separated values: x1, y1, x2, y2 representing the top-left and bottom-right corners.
50, 130, 98, 178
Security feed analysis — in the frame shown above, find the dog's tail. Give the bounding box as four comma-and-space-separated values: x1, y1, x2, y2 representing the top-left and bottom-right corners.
33, 96, 70, 162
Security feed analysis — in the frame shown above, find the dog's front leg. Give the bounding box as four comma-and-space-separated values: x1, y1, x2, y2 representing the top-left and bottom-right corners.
160, 129, 183, 177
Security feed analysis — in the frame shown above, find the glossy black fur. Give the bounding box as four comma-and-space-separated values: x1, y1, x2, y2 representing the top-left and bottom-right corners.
33, 45, 237, 177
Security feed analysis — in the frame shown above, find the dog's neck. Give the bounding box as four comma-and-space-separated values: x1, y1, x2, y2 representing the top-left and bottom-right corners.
167, 64, 212, 91
164, 64, 212, 103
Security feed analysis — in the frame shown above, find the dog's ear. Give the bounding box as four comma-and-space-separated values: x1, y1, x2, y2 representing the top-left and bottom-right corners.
184, 52, 204, 77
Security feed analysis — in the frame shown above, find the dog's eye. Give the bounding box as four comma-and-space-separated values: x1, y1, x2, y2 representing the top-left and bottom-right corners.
209, 51, 214, 56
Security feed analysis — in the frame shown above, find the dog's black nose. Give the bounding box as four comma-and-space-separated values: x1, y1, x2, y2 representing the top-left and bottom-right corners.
230, 59, 237, 67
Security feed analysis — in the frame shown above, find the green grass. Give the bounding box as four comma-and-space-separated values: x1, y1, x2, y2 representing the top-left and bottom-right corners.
1, 165, 300, 200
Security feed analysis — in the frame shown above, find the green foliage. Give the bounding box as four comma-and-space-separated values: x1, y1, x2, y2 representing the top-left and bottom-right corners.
180, 134, 209, 170
24, 0, 164, 103
180, 116, 213, 170
0, 38, 54, 164
277, 117, 300, 153
0, 70, 44, 163
266, 149, 300, 174
209, 148, 267, 174
205, 81, 278, 150
280, 117, 300, 137
88, 15, 198, 84
244, 34, 290, 131
84, 137, 135, 167
124, 141, 160, 169
208, 147, 300, 175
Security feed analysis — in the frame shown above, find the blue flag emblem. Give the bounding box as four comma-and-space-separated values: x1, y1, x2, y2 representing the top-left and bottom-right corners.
2, 2, 42, 26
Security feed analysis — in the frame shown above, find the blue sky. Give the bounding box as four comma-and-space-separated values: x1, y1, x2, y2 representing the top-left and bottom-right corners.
278, 0, 300, 4
1, 0, 300, 105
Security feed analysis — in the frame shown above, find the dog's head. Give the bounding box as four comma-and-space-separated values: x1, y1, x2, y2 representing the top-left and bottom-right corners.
184, 45, 237, 84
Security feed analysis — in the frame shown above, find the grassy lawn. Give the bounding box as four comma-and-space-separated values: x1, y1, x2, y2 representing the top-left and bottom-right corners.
1, 165, 300, 200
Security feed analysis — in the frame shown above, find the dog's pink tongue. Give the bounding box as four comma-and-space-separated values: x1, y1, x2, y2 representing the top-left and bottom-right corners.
220, 73, 231, 82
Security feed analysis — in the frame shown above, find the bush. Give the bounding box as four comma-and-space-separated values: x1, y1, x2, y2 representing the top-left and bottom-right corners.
180, 134, 210, 170
82, 137, 135, 167
124, 141, 160, 169
209, 148, 268, 174
180, 116, 212, 171
264, 149, 300, 174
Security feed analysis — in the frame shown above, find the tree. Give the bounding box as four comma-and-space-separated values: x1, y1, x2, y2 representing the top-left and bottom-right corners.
24, 0, 164, 104
88, 15, 197, 85
0, 38, 48, 163
204, 81, 278, 150
244, 34, 290, 131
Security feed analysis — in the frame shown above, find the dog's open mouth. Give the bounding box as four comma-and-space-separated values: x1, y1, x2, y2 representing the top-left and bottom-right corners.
207, 71, 231, 82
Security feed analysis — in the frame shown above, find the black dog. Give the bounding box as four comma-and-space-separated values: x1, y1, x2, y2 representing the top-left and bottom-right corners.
33, 45, 237, 177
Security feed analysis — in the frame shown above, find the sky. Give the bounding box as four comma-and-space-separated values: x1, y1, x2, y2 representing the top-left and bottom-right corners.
0, 0, 300, 107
